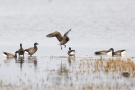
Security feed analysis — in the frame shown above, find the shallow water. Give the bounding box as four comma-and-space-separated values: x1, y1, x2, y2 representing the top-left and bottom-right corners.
0, 0, 135, 90
1, 56, 135, 90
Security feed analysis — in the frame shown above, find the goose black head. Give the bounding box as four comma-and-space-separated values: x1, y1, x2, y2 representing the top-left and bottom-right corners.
109, 48, 114, 57
20, 43, 22, 46
34, 42, 39, 45
15, 51, 18, 53
20, 43, 23, 48
66, 37, 70, 41
109, 48, 114, 51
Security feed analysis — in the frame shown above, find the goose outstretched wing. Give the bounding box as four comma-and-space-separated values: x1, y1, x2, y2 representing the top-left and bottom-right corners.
64, 29, 71, 37
46, 31, 63, 42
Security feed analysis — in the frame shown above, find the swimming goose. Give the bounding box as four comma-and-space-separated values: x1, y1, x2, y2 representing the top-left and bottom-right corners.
68, 47, 76, 57
94, 48, 112, 55
109, 48, 126, 56
25, 42, 39, 56
46, 29, 71, 50
114, 50, 126, 56
122, 72, 130, 77
3, 52, 17, 58
16, 43, 25, 57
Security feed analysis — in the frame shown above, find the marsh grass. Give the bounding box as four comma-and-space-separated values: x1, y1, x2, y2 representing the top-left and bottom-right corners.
0, 56, 135, 90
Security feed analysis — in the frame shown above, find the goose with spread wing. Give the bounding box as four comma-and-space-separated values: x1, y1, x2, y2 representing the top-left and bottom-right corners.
46, 29, 71, 50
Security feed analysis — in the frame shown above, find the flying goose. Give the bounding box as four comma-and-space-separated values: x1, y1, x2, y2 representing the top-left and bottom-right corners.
16, 43, 25, 58
46, 29, 71, 50
94, 48, 112, 55
68, 47, 76, 57
3, 52, 17, 58
110, 48, 126, 56
25, 42, 39, 56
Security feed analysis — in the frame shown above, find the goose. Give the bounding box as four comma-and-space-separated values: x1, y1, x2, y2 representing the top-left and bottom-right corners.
3, 52, 17, 58
68, 47, 76, 57
122, 72, 130, 77
109, 48, 126, 56
46, 29, 71, 50
114, 50, 126, 56
94, 48, 112, 55
25, 42, 39, 56
16, 43, 25, 57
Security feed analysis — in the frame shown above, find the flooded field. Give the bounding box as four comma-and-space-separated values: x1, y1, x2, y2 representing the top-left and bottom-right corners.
0, 56, 135, 90
0, 0, 135, 89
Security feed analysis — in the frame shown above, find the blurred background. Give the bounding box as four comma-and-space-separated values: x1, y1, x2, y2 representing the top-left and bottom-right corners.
0, 0, 135, 56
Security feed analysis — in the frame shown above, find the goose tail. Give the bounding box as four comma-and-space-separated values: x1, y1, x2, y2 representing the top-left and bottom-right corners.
2, 52, 7, 58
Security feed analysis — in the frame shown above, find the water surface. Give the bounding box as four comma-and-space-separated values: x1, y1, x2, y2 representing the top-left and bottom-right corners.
0, 0, 135, 90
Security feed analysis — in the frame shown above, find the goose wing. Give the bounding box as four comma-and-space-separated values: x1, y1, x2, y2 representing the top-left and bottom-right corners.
114, 50, 125, 55
95, 50, 109, 55
64, 29, 71, 37
25, 47, 36, 54
68, 50, 75, 55
46, 31, 63, 42
3, 52, 14, 57
18, 48, 24, 53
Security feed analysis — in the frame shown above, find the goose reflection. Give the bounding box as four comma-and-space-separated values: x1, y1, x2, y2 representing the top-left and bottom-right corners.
68, 56, 76, 66
27, 56, 38, 70
15, 57, 24, 70
59, 60, 67, 73
45, 59, 69, 86
3, 57, 15, 62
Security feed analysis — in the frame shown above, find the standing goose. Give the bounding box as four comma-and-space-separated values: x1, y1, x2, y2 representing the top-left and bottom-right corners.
110, 48, 126, 56
46, 29, 71, 50
3, 52, 17, 58
16, 43, 25, 58
25, 42, 39, 56
68, 47, 76, 57
94, 48, 112, 55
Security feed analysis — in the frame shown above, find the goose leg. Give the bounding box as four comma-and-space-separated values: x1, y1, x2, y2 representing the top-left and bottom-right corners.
64, 45, 66, 48
29, 55, 32, 58
23, 54, 24, 59
60, 45, 62, 50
